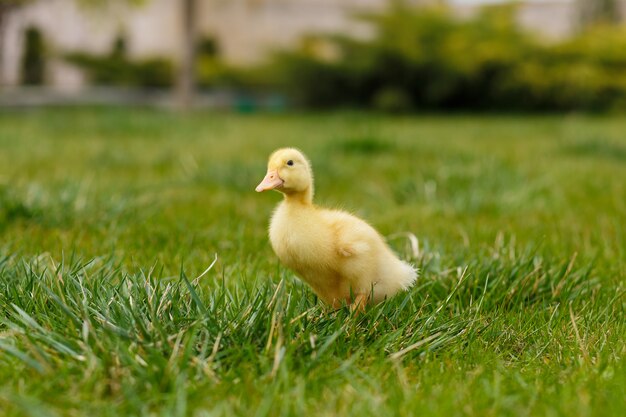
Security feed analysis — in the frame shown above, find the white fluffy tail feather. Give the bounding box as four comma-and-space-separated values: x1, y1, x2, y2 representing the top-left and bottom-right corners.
399, 261, 418, 290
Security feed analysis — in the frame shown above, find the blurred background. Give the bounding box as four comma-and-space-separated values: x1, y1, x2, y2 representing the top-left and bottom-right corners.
1, 4, 626, 416
1, 0, 626, 111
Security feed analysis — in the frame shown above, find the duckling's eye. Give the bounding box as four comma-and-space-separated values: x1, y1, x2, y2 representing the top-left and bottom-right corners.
287, 160, 294, 166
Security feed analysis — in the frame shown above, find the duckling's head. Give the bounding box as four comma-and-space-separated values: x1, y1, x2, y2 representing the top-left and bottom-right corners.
256, 148, 314, 201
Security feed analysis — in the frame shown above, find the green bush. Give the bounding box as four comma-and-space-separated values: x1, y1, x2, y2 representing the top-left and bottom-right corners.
20, 26, 45, 85
65, 34, 238, 90
267, 4, 626, 111
372, 87, 413, 113
65, 34, 174, 88
66, 52, 174, 88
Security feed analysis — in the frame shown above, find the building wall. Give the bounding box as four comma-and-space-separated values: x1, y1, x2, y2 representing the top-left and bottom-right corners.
0, 0, 618, 90
1, 0, 388, 89
517, 0, 579, 38
1, 0, 182, 88
198, 0, 383, 64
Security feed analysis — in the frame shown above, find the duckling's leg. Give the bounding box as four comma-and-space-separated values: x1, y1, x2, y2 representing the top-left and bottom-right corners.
350, 293, 368, 314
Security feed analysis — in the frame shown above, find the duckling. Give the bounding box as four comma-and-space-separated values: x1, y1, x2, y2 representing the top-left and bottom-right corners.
256, 148, 417, 309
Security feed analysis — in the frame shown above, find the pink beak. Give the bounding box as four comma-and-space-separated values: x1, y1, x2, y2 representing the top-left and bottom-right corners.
255, 170, 283, 192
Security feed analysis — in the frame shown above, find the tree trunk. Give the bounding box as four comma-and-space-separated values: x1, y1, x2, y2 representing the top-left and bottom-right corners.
177, 0, 196, 110
0, 7, 7, 88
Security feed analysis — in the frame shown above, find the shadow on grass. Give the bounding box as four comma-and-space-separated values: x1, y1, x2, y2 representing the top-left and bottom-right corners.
330, 136, 397, 155
562, 138, 626, 163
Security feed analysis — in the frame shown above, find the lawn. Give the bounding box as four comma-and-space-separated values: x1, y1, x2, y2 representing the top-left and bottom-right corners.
0, 108, 624, 417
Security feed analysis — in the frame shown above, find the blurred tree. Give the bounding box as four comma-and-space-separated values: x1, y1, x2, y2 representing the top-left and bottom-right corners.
110, 33, 128, 60
0, 0, 36, 86
577, 0, 622, 27
2, 0, 198, 108
268, 4, 626, 111
198, 37, 218, 59
0, 0, 143, 86
20, 25, 44, 84
178, 0, 197, 110
78, 0, 198, 109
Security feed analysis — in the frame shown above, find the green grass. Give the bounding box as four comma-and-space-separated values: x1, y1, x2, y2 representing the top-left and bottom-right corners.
0, 108, 624, 416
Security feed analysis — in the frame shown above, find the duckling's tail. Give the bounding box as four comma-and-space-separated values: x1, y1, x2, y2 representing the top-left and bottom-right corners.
398, 260, 418, 290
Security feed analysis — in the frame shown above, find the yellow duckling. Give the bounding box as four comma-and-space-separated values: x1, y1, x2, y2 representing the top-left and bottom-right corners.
256, 148, 417, 309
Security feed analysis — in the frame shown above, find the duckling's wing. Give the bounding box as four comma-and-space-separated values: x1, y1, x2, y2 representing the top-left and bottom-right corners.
324, 210, 378, 258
